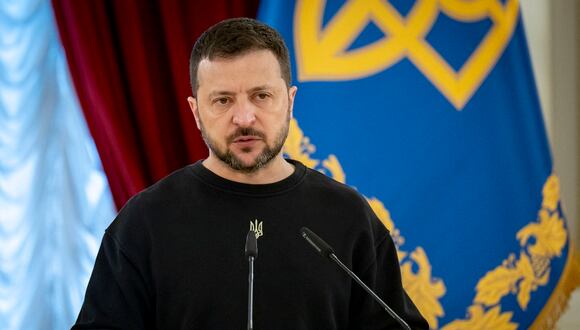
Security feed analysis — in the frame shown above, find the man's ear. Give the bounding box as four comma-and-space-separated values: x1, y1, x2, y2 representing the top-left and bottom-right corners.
288, 86, 298, 118
187, 96, 201, 130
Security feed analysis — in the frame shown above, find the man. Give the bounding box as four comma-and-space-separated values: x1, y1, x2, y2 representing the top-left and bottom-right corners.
73, 18, 427, 329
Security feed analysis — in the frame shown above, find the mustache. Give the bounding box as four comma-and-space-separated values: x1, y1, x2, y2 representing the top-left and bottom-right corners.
226, 128, 266, 143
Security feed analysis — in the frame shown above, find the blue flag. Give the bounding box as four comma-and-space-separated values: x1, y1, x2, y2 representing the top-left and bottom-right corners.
260, 0, 580, 328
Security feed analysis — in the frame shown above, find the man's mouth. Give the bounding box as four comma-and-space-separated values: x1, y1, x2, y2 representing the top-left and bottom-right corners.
231, 136, 262, 149
233, 136, 260, 143
227, 128, 266, 148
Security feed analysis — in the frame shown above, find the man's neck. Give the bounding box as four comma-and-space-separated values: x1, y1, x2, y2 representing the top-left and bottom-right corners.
202, 155, 295, 184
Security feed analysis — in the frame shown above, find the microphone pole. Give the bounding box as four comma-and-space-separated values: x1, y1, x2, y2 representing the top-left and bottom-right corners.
245, 229, 258, 330
300, 227, 411, 330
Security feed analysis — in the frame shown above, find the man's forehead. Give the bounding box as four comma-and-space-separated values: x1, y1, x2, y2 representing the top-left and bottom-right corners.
196, 51, 285, 94
203, 48, 267, 62
198, 50, 280, 71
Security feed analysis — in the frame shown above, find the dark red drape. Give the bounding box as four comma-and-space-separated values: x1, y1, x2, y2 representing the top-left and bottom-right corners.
52, 0, 259, 209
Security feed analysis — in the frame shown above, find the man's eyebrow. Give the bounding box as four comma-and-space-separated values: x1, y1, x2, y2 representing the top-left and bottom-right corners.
247, 85, 276, 93
207, 85, 277, 98
207, 90, 235, 98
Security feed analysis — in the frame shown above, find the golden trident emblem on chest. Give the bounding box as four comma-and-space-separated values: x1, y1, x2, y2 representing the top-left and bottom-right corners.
249, 219, 263, 239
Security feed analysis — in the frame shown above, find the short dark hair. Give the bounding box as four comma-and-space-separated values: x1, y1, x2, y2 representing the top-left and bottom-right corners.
189, 17, 292, 96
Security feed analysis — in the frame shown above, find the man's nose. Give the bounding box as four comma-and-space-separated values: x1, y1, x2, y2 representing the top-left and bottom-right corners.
232, 98, 256, 127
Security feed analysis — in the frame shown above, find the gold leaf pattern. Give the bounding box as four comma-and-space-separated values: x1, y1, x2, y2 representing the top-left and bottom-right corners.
401, 247, 446, 329
475, 261, 521, 306
367, 198, 395, 231
517, 278, 532, 312
455, 173, 566, 327
441, 305, 517, 330
517, 210, 567, 258
542, 175, 560, 211
284, 118, 319, 169
367, 198, 406, 249
515, 253, 534, 310
515, 252, 550, 310
322, 155, 345, 183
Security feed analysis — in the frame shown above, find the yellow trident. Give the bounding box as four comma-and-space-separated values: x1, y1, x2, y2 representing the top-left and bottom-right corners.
249, 219, 263, 239
294, 0, 519, 110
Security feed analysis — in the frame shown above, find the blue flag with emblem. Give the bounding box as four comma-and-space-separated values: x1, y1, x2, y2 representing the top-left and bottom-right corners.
259, 0, 580, 328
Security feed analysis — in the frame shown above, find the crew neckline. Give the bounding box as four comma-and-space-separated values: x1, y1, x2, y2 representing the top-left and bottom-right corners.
189, 159, 306, 196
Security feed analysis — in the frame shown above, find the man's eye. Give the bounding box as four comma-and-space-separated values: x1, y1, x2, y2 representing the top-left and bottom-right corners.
256, 93, 269, 100
215, 98, 229, 105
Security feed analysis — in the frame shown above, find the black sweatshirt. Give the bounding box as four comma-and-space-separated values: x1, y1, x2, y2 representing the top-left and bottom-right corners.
73, 159, 428, 329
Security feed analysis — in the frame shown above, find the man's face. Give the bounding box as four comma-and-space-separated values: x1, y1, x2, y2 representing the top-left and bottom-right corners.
189, 50, 297, 173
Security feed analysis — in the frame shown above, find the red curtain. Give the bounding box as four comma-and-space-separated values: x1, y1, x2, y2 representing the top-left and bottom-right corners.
52, 0, 259, 209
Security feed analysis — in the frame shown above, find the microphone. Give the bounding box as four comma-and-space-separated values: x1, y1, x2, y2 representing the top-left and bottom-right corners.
245, 229, 258, 330
245, 229, 258, 258
300, 227, 334, 258
299, 227, 411, 330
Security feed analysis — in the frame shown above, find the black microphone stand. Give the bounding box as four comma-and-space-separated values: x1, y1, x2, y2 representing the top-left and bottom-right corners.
300, 227, 411, 330
329, 254, 411, 330
245, 230, 258, 330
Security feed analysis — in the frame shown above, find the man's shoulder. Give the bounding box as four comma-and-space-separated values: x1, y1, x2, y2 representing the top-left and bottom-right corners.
107, 164, 199, 231
127, 163, 202, 206
298, 163, 390, 246
302, 165, 362, 198
297, 165, 375, 217
145, 163, 198, 195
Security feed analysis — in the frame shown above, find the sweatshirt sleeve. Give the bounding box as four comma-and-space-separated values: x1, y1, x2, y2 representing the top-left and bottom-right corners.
348, 232, 429, 330
72, 231, 154, 329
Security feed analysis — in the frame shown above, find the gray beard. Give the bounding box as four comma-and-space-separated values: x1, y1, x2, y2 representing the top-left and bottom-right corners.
199, 111, 290, 173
